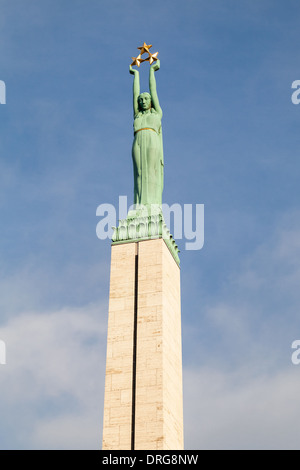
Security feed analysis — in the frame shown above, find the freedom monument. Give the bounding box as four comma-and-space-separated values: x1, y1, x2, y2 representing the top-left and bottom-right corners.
102, 43, 184, 450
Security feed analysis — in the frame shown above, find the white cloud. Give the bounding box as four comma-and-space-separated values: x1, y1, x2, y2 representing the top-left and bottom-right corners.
184, 365, 300, 450
182, 213, 300, 449
185, 211, 300, 364
0, 302, 107, 449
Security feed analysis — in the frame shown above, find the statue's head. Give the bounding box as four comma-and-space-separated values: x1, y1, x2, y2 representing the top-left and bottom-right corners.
138, 92, 152, 112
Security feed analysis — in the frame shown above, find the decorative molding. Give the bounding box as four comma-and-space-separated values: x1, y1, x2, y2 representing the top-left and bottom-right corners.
112, 211, 180, 266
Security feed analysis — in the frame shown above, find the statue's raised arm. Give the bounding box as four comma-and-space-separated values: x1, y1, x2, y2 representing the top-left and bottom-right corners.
149, 60, 162, 118
129, 65, 140, 117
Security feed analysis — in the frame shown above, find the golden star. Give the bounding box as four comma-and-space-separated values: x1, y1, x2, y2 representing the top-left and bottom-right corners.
147, 51, 159, 64
131, 54, 144, 67
137, 42, 152, 55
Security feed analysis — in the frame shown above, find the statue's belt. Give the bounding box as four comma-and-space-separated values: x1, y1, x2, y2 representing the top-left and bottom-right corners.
134, 127, 158, 135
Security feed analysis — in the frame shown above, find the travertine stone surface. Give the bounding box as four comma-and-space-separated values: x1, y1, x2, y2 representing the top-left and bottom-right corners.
135, 239, 183, 450
102, 243, 136, 450
102, 239, 183, 450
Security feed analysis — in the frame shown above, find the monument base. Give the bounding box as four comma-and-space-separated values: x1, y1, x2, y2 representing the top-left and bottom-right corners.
102, 238, 183, 450
111, 208, 180, 266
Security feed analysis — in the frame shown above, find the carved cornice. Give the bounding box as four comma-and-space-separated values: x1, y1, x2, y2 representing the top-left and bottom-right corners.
112, 212, 180, 266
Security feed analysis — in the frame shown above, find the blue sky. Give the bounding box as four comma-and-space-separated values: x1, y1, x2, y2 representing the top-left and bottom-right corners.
1, 0, 300, 449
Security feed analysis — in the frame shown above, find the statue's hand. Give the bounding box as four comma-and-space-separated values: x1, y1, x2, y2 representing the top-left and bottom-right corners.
129, 65, 138, 75
151, 59, 160, 72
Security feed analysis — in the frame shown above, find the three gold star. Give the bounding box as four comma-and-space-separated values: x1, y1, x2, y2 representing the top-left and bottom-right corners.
130, 43, 159, 67
131, 54, 144, 67
138, 42, 152, 55
145, 51, 159, 65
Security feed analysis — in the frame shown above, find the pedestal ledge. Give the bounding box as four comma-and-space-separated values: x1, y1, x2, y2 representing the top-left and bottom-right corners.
112, 208, 180, 266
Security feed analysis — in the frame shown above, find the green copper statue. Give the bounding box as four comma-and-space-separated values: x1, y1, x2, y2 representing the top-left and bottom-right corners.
129, 60, 164, 210
111, 47, 179, 265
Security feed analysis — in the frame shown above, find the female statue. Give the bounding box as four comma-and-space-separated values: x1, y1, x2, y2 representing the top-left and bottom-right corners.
129, 60, 164, 211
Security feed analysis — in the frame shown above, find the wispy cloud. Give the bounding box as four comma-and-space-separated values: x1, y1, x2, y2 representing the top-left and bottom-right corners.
182, 212, 300, 449
0, 303, 107, 450
184, 366, 300, 450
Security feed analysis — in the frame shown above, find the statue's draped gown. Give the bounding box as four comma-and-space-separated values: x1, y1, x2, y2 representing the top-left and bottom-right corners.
132, 109, 164, 207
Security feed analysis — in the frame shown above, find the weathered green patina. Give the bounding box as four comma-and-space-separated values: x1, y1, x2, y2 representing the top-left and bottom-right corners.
111, 56, 180, 265
130, 60, 164, 208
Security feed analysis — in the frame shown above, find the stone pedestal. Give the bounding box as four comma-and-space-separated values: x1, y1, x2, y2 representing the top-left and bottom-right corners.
102, 238, 183, 450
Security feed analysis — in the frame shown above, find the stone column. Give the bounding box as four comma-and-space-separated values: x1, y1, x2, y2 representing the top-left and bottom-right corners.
102, 238, 183, 450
